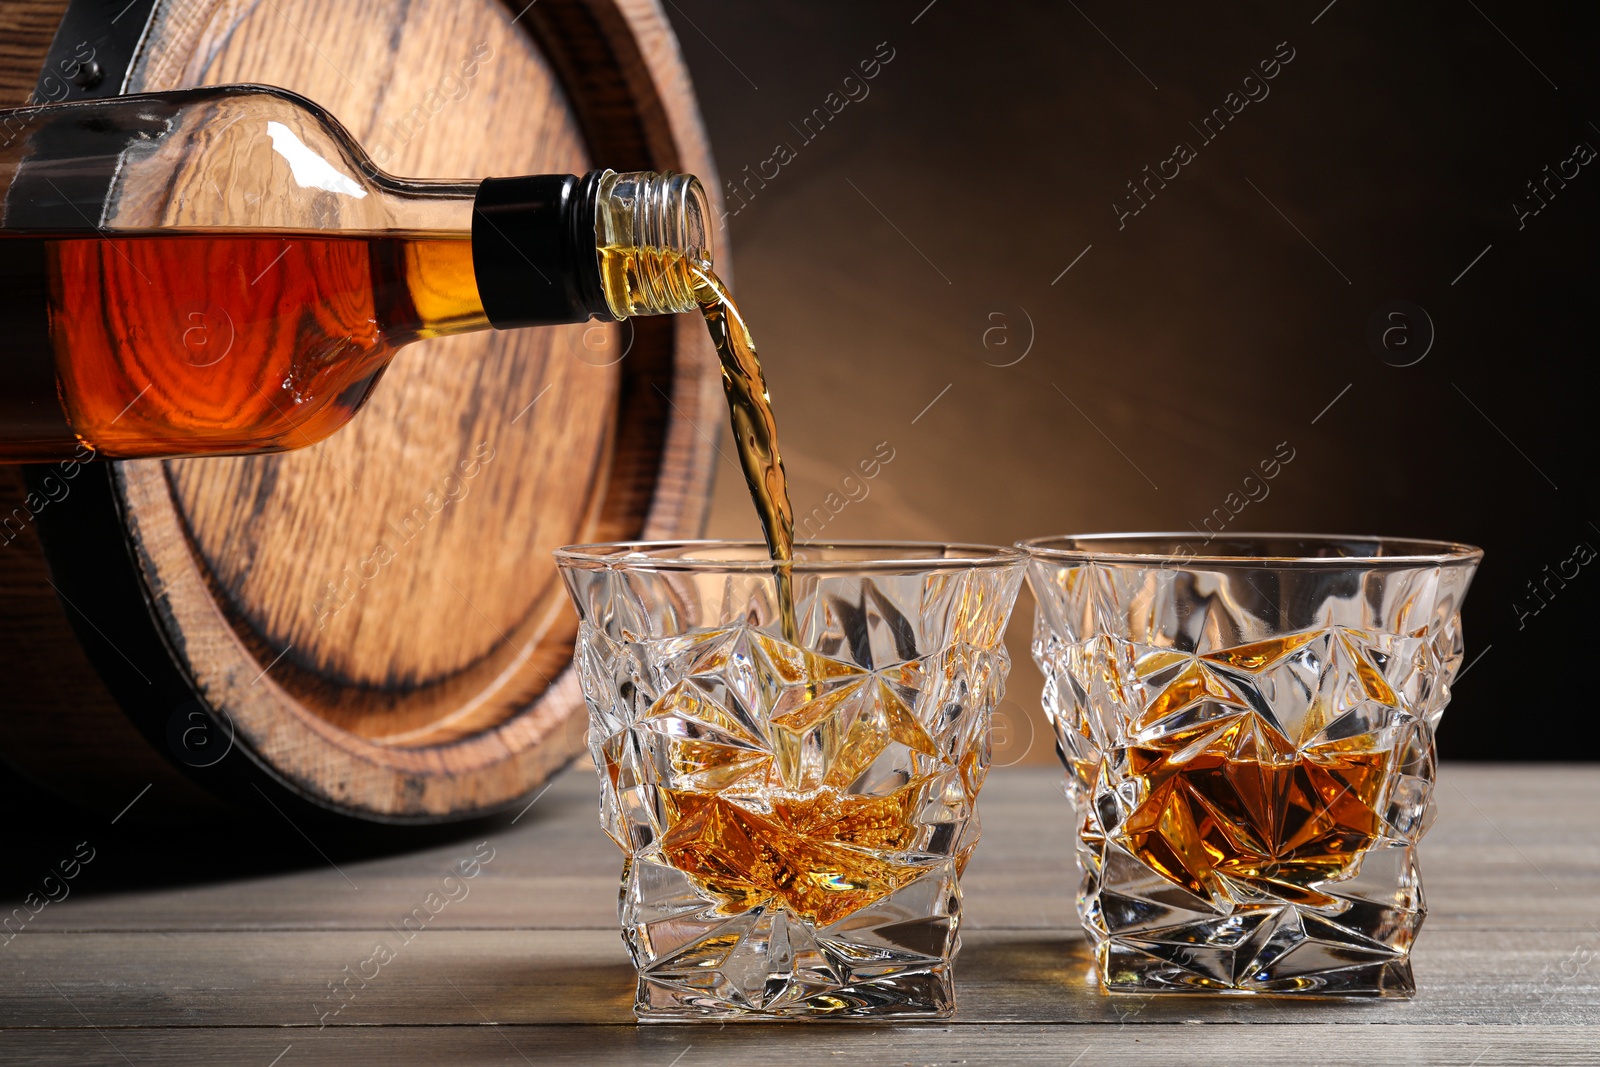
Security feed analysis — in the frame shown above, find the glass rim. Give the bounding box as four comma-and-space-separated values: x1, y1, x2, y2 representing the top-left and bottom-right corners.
553, 539, 1024, 573
1017, 531, 1484, 567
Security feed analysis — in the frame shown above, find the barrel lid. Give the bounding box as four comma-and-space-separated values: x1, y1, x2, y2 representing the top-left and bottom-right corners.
14, 0, 722, 822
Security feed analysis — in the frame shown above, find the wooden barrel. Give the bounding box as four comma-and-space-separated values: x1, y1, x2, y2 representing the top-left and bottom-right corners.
0, 0, 722, 824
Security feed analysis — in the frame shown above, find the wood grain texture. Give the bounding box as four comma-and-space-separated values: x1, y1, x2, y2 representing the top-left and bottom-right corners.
6, 926, 1600, 1027
0, 0, 61, 106
149, 0, 615, 712
0, 0, 723, 821
2, 1028, 1597, 1067
13, 763, 1599, 935
0, 766, 1595, 1063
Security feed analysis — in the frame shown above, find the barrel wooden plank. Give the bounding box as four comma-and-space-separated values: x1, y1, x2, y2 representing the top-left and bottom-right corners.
0, 1, 60, 105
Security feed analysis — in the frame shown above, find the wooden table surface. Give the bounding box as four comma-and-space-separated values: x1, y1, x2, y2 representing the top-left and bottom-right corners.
2, 763, 1596, 1065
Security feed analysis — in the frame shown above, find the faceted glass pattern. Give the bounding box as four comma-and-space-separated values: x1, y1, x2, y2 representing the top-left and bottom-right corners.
556, 542, 1024, 1020
1023, 535, 1481, 998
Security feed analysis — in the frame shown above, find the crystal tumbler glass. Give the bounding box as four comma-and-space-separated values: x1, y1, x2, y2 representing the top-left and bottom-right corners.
555, 541, 1026, 1020
1021, 534, 1482, 997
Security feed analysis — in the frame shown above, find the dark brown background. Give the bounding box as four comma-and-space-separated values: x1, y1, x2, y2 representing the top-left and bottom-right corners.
669, 0, 1598, 762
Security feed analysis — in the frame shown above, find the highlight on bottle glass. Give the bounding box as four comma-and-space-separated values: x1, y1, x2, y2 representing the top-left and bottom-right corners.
1020, 533, 1482, 997
554, 541, 1026, 1020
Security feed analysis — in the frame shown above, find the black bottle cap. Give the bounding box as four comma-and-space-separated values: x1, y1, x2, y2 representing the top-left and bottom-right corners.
471, 171, 614, 329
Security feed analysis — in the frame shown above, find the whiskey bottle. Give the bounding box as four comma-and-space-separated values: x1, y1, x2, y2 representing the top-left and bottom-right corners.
0, 84, 711, 461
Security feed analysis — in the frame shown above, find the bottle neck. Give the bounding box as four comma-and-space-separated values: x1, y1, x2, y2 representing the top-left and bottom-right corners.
468, 168, 714, 330
593, 170, 713, 318
470, 172, 612, 330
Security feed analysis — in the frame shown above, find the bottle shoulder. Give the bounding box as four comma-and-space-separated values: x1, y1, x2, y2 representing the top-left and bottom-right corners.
1, 85, 477, 237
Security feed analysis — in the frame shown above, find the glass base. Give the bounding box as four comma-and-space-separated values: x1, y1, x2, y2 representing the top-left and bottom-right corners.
1095, 921, 1417, 999
635, 967, 955, 1021
620, 859, 967, 1021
